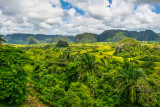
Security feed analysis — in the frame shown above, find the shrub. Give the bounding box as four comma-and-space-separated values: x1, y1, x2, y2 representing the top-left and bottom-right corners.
100, 52, 103, 55
0, 45, 31, 104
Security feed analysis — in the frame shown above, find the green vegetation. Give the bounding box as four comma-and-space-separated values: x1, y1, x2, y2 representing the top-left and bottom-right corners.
3, 30, 160, 44
0, 38, 160, 107
0, 35, 6, 45
27, 36, 38, 44
98, 30, 159, 42
114, 38, 160, 62
0, 45, 31, 104
4, 33, 74, 44
74, 30, 159, 43
74, 33, 97, 43
115, 38, 141, 54
47, 37, 71, 43
56, 40, 69, 47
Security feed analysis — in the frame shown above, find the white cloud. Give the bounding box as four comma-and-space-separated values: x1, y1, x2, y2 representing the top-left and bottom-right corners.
0, 0, 160, 35
68, 8, 76, 17
132, 0, 160, 5
0, 0, 64, 34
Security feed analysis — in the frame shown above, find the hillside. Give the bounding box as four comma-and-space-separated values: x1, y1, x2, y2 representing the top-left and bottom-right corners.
75, 30, 159, 43
74, 33, 98, 43
2, 30, 160, 44
98, 30, 127, 42
98, 30, 159, 42
1, 41, 160, 107
47, 37, 71, 43
3, 33, 75, 44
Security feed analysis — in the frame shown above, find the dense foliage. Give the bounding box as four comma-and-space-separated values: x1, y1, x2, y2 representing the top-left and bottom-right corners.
114, 38, 141, 54
98, 30, 159, 42
1, 38, 160, 106
74, 33, 98, 43
27, 36, 38, 44
74, 30, 159, 43
114, 38, 160, 62
0, 45, 31, 104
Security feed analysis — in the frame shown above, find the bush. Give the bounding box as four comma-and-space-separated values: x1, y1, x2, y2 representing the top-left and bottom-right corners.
40, 85, 67, 107
138, 55, 160, 62
67, 82, 101, 107
0, 45, 31, 104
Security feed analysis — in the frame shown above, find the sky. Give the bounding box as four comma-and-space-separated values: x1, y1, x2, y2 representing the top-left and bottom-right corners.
0, 0, 160, 35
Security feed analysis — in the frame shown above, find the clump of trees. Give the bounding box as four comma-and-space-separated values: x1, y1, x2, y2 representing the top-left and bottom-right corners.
114, 38, 160, 62
56, 40, 69, 47
27, 36, 38, 44
0, 35, 6, 45
0, 45, 31, 104
1, 38, 160, 106
115, 38, 141, 54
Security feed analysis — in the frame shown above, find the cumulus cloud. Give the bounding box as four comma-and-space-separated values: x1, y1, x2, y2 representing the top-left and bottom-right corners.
0, 0, 160, 35
63, 0, 160, 33
132, 0, 160, 5
0, 0, 64, 34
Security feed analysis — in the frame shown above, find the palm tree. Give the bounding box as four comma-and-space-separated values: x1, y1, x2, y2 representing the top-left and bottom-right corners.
78, 53, 102, 80
0, 35, 6, 45
116, 62, 146, 105
100, 57, 111, 71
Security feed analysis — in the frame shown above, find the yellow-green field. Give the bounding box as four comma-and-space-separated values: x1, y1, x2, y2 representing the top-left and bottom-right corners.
5, 42, 160, 70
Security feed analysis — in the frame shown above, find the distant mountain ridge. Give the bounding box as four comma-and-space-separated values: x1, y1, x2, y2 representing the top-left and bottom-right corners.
3, 30, 160, 44
3, 33, 74, 44
75, 30, 160, 43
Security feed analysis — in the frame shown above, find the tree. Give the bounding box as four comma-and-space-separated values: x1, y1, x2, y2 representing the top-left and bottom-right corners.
116, 62, 146, 105
0, 45, 31, 104
0, 35, 6, 45
27, 36, 38, 44
78, 53, 102, 80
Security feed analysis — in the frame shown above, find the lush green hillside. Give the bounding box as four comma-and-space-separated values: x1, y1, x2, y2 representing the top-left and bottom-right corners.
2, 30, 160, 44
74, 30, 159, 43
47, 37, 71, 43
98, 30, 159, 42
3, 33, 74, 44
74, 33, 97, 43
1, 40, 160, 107
98, 30, 127, 42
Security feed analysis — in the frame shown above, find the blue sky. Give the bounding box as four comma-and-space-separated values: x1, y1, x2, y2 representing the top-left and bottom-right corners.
60, 0, 85, 15
0, 0, 160, 35
152, 4, 160, 14
60, 0, 160, 15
